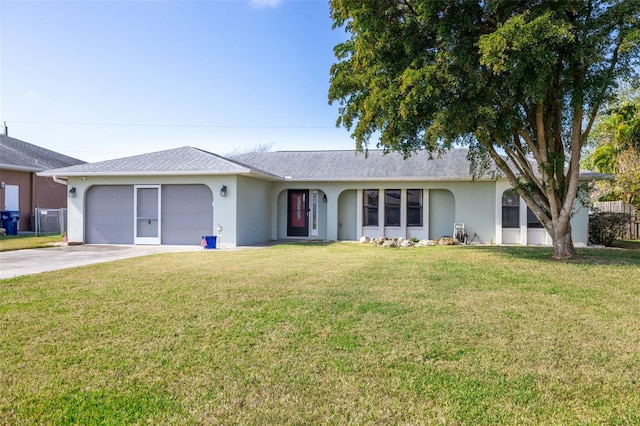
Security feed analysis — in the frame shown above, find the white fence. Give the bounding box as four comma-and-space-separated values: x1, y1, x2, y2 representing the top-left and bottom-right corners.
34, 207, 67, 236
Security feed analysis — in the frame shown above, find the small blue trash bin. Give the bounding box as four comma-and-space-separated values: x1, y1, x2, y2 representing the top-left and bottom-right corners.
201, 235, 217, 249
1, 211, 20, 235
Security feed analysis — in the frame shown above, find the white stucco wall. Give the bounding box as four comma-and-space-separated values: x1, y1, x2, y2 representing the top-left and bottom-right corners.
65, 173, 592, 248
429, 189, 455, 240
571, 201, 589, 247
494, 180, 591, 247
270, 180, 497, 243
276, 189, 287, 240
338, 190, 357, 240
236, 175, 272, 245
446, 181, 497, 244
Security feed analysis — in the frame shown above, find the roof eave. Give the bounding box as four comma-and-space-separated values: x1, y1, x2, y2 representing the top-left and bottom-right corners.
282, 176, 499, 182
578, 173, 614, 181
239, 171, 284, 181
1, 163, 45, 172
37, 168, 283, 180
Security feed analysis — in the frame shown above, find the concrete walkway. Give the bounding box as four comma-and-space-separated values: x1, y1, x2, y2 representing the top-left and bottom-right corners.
0, 244, 207, 279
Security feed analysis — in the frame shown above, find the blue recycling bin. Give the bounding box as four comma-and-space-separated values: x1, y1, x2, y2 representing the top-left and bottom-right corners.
1, 211, 21, 235
201, 235, 217, 249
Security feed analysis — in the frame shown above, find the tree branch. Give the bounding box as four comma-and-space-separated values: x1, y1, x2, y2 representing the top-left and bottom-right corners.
581, 35, 622, 147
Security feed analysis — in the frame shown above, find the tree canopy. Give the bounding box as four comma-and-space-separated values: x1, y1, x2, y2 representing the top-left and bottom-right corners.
584, 94, 640, 207
329, 0, 640, 258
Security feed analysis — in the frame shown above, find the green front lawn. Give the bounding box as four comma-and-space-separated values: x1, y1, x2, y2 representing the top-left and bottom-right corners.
0, 234, 64, 252
1, 243, 639, 424
611, 239, 640, 250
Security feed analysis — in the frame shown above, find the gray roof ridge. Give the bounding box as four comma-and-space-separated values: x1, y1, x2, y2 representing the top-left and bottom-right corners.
212, 149, 284, 179
266, 148, 468, 153
182, 146, 280, 178
191, 146, 225, 157
270, 149, 366, 153
37, 145, 284, 179
58, 145, 193, 169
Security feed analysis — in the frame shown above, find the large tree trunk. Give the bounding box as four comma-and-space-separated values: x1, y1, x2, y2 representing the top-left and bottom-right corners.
552, 222, 578, 259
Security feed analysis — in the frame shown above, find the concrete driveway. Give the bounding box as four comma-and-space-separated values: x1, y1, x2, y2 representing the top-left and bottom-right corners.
0, 244, 204, 279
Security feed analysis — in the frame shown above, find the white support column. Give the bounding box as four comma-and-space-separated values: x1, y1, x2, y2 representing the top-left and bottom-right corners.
400, 189, 407, 237
494, 182, 507, 245
271, 189, 279, 241
356, 189, 363, 239
424, 189, 430, 241
519, 197, 528, 245
379, 188, 385, 237
67, 179, 86, 244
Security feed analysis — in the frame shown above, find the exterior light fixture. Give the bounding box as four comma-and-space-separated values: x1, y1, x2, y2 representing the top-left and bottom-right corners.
0, 181, 4, 189
322, 194, 327, 203
69, 187, 76, 197
220, 185, 227, 197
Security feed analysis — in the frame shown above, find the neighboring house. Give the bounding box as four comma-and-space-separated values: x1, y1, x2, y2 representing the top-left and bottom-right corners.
38, 146, 607, 247
0, 134, 85, 232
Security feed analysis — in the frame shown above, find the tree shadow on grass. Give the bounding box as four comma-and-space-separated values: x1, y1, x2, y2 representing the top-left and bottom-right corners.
465, 244, 640, 266
611, 240, 640, 250
271, 240, 338, 248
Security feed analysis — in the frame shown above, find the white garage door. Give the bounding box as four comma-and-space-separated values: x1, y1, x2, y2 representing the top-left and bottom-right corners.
85, 185, 134, 244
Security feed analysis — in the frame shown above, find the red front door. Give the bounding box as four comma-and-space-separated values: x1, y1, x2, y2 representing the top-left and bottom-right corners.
287, 190, 309, 237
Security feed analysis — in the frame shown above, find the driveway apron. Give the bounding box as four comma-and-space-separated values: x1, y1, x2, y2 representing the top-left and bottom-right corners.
0, 245, 203, 279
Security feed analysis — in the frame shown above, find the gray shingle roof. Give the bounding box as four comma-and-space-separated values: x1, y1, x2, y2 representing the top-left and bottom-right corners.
577, 170, 613, 180
38, 146, 281, 179
0, 134, 85, 171
38, 145, 611, 182
232, 149, 502, 181
233, 149, 611, 181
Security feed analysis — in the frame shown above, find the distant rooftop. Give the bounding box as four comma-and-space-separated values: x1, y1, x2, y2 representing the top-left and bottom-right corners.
0, 134, 85, 172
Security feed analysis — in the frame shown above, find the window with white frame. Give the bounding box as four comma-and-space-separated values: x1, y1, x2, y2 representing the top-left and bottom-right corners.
502, 190, 520, 228
527, 206, 544, 228
407, 189, 423, 227
363, 190, 379, 226
385, 189, 401, 226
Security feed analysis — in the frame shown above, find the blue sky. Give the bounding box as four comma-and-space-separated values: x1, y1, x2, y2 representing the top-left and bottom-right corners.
0, 0, 353, 162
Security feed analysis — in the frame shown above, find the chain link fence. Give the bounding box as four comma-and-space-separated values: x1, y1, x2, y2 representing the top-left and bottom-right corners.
33, 207, 67, 236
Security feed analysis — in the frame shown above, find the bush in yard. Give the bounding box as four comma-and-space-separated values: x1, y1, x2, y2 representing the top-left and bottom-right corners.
589, 211, 632, 246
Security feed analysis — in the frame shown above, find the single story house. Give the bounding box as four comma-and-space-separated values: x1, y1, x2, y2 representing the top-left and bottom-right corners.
38, 146, 606, 247
0, 134, 85, 232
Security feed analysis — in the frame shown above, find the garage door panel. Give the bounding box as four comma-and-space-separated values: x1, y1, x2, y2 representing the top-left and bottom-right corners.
161, 185, 213, 245
86, 186, 134, 244
177, 212, 211, 228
